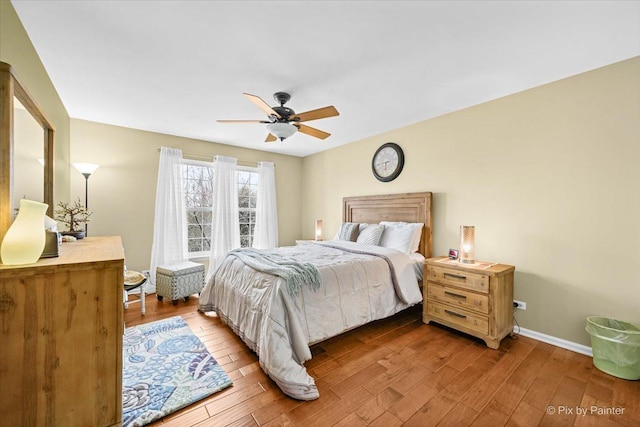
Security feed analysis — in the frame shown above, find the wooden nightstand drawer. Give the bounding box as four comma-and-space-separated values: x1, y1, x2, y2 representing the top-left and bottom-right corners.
427, 301, 489, 335
426, 265, 489, 293
427, 282, 489, 314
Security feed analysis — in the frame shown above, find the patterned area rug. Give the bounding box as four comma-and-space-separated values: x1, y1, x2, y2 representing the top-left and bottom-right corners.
122, 316, 233, 427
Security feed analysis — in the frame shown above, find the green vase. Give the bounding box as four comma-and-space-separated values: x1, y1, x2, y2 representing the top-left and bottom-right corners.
1, 199, 48, 265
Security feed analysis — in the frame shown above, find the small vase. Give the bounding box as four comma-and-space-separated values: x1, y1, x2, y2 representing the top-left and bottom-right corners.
1, 199, 49, 265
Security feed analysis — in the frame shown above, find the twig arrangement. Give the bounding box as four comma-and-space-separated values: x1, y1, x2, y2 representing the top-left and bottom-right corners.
54, 198, 92, 232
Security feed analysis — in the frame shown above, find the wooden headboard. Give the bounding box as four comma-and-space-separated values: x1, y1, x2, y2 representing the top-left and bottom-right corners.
343, 192, 433, 258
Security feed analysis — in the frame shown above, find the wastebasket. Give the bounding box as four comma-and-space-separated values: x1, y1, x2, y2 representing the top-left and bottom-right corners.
586, 316, 640, 380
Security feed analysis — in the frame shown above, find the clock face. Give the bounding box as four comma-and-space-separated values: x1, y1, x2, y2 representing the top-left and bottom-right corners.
372, 143, 404, 182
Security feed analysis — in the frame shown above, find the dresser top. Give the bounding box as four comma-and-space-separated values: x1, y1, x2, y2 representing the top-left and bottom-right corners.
0, 236, 124, 275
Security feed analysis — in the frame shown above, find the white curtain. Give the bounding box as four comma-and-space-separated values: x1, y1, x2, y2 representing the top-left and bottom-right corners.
149, 147, 187, 287
252, 161, 278, 249
208, 155, 240, 277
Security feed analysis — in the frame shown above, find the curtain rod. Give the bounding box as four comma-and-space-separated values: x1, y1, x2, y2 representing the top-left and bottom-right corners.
156, 148, 273, 168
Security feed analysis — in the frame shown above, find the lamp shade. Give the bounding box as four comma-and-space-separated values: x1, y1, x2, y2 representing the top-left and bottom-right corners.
1, 199, 48, 265
315, 220, 323, 241
266, 122, 297, 140
459, 225, 475, 264
72, 162, 100, 175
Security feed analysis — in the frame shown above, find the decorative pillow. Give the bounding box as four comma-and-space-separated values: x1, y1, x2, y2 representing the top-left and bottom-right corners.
380, 222, 423, 253
356, 224, 385, 246
337, 222, 359, 241
332, 223, 350, 240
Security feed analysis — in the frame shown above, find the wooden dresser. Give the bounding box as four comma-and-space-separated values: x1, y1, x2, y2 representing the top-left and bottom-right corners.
423, 256, 514, 349
0, 236, 125, 427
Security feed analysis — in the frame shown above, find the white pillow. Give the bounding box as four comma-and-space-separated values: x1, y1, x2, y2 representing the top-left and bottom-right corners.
378, 225, 416, 254
380, 222, 423, 253
356, 224, 385, 246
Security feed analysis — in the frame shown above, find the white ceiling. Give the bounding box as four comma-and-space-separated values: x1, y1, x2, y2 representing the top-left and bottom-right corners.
12, 1, 640, 157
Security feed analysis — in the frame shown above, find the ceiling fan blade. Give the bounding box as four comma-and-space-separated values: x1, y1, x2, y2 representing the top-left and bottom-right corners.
243, 93, 281, 119
265, 133, 277, 142
217, 119, 270, 123
292, 105, 339, 122
296, 124, 331, 140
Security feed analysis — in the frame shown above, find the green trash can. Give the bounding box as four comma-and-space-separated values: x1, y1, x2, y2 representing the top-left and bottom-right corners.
586, 316, 640, 380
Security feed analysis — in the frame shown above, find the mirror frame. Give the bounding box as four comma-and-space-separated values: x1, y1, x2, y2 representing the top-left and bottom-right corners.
0, 61, 55, 242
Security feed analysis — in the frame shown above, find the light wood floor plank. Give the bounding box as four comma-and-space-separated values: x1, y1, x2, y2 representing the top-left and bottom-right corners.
368, 411, 404, 427
403, 393, 457, 427
353, 387, 404, 424
388, 383, 439, 422
436, 402, 479, 426
507, 400, 545, 427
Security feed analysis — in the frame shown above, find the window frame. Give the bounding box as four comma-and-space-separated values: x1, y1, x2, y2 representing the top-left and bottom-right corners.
237, 165, 259, 249
183, 159, 214, 258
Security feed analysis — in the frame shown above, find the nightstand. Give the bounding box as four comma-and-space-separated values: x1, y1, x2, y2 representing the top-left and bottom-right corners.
423, 256, 515, 349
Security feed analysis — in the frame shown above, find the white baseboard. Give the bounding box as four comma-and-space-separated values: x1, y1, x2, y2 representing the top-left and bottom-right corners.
518, 327, 593, 357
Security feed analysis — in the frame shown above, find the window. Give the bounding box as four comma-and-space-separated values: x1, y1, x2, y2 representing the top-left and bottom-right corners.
237, 168, 258, 248
184, 160, 213, 255
182, 160, 258, 256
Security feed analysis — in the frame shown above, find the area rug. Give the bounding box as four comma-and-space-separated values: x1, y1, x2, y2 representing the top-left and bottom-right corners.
122, 316, 233, 427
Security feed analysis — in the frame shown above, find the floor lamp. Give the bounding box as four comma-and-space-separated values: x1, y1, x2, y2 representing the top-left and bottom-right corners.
72, 162, 99, 236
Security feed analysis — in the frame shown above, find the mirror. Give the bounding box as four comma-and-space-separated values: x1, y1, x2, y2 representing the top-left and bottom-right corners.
0, 62, 55, 243
13, 96, 44, 210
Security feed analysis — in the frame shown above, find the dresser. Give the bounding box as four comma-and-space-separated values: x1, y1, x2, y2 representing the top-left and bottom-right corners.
0, 236, 125, 426
423, 256, 515, 349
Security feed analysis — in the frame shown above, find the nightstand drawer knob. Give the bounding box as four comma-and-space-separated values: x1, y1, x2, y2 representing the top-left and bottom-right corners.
445, 309, 467, 319
444, 291, 467, 300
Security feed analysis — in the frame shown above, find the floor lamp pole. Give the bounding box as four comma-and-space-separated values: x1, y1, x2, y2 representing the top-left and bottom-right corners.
72, 163, 99, 237
82, 172, 90, 235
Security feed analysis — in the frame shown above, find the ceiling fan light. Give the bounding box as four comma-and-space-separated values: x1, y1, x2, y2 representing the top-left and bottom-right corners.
266, 122, 297, 140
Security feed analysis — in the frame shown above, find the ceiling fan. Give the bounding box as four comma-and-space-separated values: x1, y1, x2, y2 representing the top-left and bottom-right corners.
217, 92, 339, 142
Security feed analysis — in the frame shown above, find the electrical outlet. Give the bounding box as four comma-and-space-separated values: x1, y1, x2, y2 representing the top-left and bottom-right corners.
513, 300, 526, 310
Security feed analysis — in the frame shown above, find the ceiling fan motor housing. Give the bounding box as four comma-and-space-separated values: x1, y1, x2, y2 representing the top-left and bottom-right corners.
272, 92, 296, 122
272, 106, 296, 122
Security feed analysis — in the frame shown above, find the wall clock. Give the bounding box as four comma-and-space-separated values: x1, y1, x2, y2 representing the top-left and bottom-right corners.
372, 142, 404, 182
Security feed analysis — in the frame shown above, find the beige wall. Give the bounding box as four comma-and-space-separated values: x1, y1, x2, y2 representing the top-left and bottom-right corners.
70, 119, 303, 274
0, 0, 71, 206
301, 57, 640, 346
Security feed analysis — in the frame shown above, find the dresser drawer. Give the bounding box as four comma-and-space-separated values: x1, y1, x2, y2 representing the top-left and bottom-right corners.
426, 265, 489, 293
427, 282, 489, 314
427, 301, 489, 335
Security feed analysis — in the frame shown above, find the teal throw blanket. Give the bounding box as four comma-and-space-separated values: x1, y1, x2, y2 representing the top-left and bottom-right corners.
227, 248, 321, 296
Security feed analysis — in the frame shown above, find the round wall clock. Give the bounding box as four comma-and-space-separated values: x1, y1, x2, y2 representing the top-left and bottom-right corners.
372, 142, 404, 182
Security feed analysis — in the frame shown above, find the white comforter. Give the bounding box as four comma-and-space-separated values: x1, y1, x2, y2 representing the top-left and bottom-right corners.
198, 240, 422, 400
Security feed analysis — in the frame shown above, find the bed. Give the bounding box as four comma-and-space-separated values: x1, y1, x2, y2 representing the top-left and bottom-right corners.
198, 192, 432, 400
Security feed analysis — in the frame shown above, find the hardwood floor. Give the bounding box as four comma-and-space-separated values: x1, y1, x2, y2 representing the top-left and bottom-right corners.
124, 295, 639, 426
